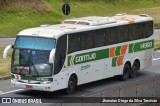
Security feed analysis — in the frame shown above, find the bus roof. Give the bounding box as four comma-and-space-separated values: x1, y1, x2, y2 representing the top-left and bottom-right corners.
18, 14, 153, 39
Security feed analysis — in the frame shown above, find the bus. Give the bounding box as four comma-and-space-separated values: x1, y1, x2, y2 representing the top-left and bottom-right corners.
3, 14, 154, 94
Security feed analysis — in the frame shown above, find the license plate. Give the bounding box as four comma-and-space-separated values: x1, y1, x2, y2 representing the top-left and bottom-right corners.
26, 85, 32, 88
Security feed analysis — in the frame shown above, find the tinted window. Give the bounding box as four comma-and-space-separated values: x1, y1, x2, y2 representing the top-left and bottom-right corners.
109, 27, 118, 44
146, 21, 153, 37
86, 31, 93, 49
54, 35, 67, 75
105, 28, 110, 45
67, 21, 153, 53
118, 25, 128, 43
80, 33, 86, 50
68, 34, 80, 53
129, 24, 140, 40
93, 30, 105, 47
140, 22, 147, 39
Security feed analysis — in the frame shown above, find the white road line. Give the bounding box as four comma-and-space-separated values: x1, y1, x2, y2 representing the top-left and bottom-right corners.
155, 50, 160, 53
0, 89, 23, 95
153, 58, 160, 61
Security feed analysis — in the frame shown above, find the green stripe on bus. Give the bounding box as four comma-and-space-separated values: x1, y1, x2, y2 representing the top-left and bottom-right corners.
68, 49, 109, 66
129, 40, 154, 53
115, 46, 121, 56
67, 56, 72, 66
129, 44, 134, 53
112, 57, 117, 67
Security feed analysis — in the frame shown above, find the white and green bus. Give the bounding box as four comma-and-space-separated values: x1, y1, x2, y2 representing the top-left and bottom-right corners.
3, 14, 154, 94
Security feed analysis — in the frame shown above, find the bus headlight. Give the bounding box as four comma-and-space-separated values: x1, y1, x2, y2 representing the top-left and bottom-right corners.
40, 81, 51, 84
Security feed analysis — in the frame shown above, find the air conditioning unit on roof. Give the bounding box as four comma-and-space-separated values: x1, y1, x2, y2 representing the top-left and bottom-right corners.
62, 16, 116, 26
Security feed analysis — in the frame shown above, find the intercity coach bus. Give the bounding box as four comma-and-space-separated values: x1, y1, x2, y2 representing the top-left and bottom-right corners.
3, 14, 154, 94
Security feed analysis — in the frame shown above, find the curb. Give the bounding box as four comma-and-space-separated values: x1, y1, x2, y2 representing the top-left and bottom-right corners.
0, 76, 10, 80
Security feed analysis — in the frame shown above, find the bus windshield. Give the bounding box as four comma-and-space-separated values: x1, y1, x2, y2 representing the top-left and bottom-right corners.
12, 49, 53, 77
12, 36, 56, 77
15, 36, 55, 50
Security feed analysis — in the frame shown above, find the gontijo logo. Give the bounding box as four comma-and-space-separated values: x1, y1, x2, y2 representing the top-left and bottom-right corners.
68, 49, 110, 66
75, 53, 96, 63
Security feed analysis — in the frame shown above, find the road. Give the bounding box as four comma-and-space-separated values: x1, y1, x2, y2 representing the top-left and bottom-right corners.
0, 29, 160, 106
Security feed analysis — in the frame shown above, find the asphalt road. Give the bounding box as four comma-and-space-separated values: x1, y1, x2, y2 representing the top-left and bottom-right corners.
0, 30, 160, 106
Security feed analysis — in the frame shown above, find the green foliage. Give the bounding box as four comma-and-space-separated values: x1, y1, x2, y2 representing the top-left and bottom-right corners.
0, 0, 160, 37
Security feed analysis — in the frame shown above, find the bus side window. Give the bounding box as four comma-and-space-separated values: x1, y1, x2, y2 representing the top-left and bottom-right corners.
109, 27, 118, 44
86, 31, 93, 49
80, 32, 86, 50
129, 24, 137, 41
118, 25, 128, 43
93, 30, 104, 47
105, 28, 110, 45
54, 35, 67, 75
140, 22, 147, 39
147, 21, 153, 37
68, 34, 80, 53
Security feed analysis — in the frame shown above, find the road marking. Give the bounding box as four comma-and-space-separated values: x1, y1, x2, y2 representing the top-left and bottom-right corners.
153, 58, 160, 61
0, 89, 23, 95
156, 50, 160, 53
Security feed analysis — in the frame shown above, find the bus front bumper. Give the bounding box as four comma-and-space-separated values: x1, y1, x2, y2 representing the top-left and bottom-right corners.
11, 79, 53, 92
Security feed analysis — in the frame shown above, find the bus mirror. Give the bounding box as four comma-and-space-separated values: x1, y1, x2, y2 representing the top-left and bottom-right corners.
49, 49, 55, 63
3, 45, 12, 59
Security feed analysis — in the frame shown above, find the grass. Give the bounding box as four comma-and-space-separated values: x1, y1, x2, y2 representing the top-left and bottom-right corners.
0, 0, 160, 37
0, 45, 12, 78
155, 39, 160, 49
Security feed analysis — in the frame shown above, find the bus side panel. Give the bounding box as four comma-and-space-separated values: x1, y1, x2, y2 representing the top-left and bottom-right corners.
50, 69, 68, 91
142, 49, 153, 69
103, 58, 117, 78
77, 59, 105, 85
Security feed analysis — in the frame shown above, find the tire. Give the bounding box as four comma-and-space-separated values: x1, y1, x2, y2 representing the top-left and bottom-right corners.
66, 76, 76, 94
130, 61, 140, 78
120, 63, 131, 81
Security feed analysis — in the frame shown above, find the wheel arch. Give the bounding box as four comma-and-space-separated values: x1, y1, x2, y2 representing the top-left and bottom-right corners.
124, 60, 131, 68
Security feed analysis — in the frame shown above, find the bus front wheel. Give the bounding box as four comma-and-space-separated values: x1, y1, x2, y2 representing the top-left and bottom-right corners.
120, 63, 131, 81
66, 76, 76, 94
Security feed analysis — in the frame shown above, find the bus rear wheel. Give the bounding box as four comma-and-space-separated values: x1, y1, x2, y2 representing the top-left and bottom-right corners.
130, 60, 140, 78
120, 63, 131, 81
66, 76, 76, 94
